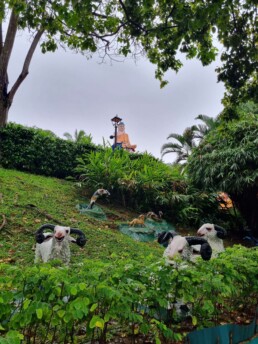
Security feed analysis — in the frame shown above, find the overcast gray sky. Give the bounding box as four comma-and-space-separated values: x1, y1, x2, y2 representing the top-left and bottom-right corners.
8, 30, 225, 163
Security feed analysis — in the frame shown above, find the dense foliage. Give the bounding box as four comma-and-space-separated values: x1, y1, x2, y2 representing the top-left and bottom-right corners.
76, 148, 182, 211
188, 102, 258, 234
0, 123, 98, 178
0, 247, 257, 343
75, 148, 235, 228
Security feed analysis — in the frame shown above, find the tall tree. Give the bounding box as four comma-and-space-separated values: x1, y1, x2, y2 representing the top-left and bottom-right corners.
161, 127, 196, 164
215, 0, 258, 104
187, 101, 258, 235
0, 0, 256, 126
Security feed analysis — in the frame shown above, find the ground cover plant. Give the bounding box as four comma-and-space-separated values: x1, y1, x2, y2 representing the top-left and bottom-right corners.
0, 168, 257, 343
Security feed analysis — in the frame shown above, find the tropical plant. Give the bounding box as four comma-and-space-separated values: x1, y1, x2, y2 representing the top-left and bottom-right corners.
161, 127, 197, 164
191, 114, 219, 141
75, 148, 184, 211
187, 101, 258, 235
63, 129, 93, 145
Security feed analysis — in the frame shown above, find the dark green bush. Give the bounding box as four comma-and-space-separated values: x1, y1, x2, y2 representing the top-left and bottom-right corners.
0, 123, 99, 178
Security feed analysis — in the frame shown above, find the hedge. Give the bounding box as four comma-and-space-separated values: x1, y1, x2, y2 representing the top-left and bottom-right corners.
0, 123, 99, 178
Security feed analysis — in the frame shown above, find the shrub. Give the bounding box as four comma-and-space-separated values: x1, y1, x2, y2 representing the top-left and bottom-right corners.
0, 123, 99, 178
75, 149, 237, 228
0, 246, 257, 343
75, 148, 185, 213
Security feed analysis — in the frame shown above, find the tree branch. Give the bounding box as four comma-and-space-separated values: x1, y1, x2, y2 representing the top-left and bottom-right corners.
92, 11, 108, 19
118, 0, 147, 34
8, 29, 44, 104
0, 9, 18, 78
118, 0, 177, 36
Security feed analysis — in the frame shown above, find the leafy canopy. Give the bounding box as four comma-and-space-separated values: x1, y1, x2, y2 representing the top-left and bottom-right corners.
1, 0, 256, 87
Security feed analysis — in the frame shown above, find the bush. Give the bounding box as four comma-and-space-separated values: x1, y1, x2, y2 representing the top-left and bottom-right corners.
75, 149, 238, 228
0, 246, 257, 343
0, 123, 99, 178
75, 148, 185, 213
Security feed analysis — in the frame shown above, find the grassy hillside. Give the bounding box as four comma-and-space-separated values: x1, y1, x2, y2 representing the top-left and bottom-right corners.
1, 168, 257, 344
0, 168, 163, 265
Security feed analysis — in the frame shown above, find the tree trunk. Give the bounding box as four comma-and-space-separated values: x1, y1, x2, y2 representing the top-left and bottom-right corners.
0, 83, 10, 127
0, 21, 44, 128
0, 104, 9, 127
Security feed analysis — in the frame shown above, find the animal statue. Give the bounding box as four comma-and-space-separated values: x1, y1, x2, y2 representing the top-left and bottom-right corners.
88, 189, 110, 209
195, 223, 227, 257
34, 224, 87, 265
129, 214, 145, 227
146, 211, 163, 222
157, 231, 212, 263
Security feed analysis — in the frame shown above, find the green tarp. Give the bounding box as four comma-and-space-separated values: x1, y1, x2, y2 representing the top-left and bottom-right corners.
76, 203, 107, 221
119, 218, 175, 242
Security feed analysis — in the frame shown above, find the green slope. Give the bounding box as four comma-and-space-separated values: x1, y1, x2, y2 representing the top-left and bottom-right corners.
0, 168, 163, 266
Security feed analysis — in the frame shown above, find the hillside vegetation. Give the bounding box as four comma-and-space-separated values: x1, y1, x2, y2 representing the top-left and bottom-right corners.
0, 168, 163, 265
0, 168, 257, 344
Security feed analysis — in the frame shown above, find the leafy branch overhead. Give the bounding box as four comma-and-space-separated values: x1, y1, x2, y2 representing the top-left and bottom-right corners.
0, 0, 257, 125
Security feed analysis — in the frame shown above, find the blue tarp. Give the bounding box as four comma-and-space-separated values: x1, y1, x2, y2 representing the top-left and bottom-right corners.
186, 313, 257, 344
76, 203, 107, 220
119, 219, 175, 242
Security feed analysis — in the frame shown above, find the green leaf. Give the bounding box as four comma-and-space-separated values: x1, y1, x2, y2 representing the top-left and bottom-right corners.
57, 310, 66, 318
23, 299, 31, 310
89, 316, 105, 329
36, 308, 43, 319
79, 283, 86, 290
192, 315, 197, 326
70, 286, 77, 295
90, 303, 98, 312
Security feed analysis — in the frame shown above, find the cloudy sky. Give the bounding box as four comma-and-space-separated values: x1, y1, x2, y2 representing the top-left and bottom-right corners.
7, 30, 225, 163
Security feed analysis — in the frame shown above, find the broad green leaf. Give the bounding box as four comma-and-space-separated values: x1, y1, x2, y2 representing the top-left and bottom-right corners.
70, 286, 77, 295
192, 315, 197, 326
57, 310, 65, 318
23, 299, 31, 310
36, 308, 43, 319
89, 316, 105, 329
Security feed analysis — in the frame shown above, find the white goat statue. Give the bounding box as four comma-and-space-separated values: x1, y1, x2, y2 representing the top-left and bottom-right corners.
157, 231, 212, 319
195, 223, 227, 257
157, 231, 212, 264
34, 224, 87, 264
